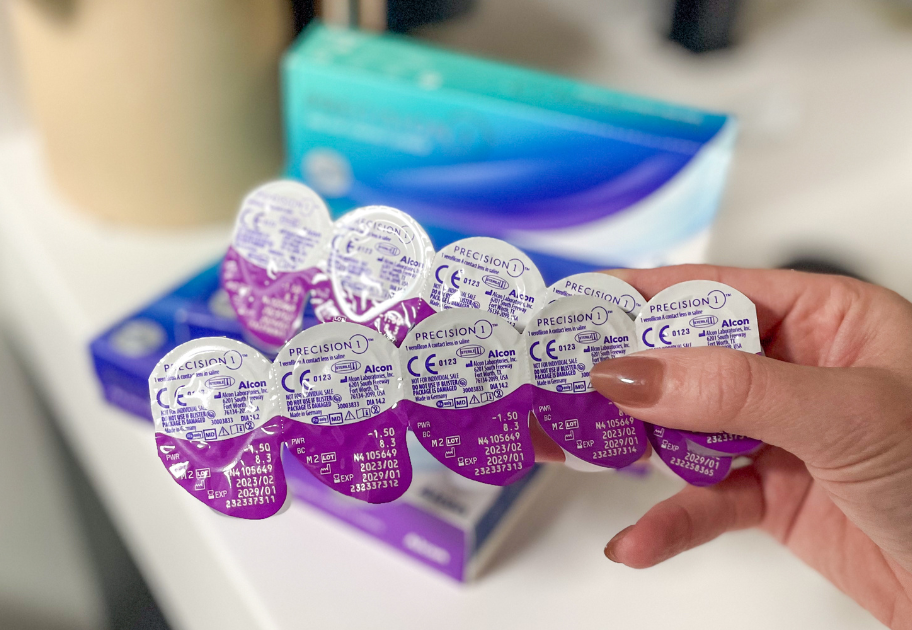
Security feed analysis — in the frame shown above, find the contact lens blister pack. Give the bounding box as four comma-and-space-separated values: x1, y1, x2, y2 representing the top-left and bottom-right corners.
399, 310, 535, 486
526, 296, 647, 470
272, 322, 411, 503
149, 338, 288, 518
420, 237, 546, 332
149, 182, 770, 519
540, 272, 645, 319
309, 206, 436, 345
221, 181, 333, 351
645, 424, 732, 487
636, 280, 764, 483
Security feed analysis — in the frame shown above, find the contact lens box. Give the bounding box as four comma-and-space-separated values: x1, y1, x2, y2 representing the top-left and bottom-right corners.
282, 24, 736, 281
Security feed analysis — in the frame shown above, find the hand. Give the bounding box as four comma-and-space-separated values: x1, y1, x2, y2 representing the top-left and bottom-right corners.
536, 265, 912, 629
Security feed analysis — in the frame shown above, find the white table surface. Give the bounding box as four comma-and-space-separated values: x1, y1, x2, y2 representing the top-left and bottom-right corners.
0, 131, 882, 630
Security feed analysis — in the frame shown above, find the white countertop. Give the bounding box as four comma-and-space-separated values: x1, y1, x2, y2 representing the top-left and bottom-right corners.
0, 131, 881, 630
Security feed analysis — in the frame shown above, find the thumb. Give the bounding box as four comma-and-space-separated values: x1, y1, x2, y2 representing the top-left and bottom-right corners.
589, 348, 903, 465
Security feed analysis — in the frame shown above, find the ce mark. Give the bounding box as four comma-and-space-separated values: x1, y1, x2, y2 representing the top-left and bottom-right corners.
407, 354, 438, 377
641, 326, 672, 348
434, 264, 462, 290
281, 369, 311, 393
528, 340, 558, 362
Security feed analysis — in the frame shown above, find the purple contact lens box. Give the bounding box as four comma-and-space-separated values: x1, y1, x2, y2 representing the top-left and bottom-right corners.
90, 260, 553, 581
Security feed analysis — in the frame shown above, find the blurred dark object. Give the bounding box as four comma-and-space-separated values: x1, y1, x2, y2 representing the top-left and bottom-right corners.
290, 0, 316, 34
669, 0, 741, 53
779, 257, 866, 281
312, 0, 474, 31
387, 0, 475, 32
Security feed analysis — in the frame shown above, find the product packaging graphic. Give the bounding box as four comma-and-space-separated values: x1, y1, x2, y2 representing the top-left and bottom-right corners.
526, 295, 647, 469
420, 237, 547, 332
636, 280, 764, 484
149, 338, 288, 519
309, 205, 436, 345
221, 180, 333, 351
400, 310, 535, 486
273, 322, 411, 503
539, 272, 646, 319
283, 25, 737, 278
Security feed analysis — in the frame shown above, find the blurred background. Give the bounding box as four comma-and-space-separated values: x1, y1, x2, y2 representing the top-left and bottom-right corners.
0, 0, 910, 628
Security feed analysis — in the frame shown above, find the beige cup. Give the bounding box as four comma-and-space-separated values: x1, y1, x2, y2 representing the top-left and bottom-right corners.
8, 0, 292, 226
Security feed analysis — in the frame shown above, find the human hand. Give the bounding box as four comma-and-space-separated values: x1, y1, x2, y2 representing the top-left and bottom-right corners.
536, 265, 912, 628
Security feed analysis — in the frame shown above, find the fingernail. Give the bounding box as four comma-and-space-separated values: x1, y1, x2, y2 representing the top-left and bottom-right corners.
604, 525, 634, 562
591, 356, 664, 407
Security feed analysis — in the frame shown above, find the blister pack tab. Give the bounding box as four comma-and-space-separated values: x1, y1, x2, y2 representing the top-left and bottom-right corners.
541, 272, 645, 319
149, 338, 287, 519
221, 180, 333, 351
310, 206, 435, 345
400, 310, 534, 486
646, 424, 732, 487
636, 280, 763, 466
420, 237, 546, 332
526, 296, 647, 469
272, 322, 411, 503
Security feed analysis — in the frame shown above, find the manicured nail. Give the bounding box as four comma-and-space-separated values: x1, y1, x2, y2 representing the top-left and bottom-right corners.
604, 525, 634, 562
590, 356, 664, 407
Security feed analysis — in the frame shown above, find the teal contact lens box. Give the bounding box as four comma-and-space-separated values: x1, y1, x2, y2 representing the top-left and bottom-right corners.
282, 24, 736, 281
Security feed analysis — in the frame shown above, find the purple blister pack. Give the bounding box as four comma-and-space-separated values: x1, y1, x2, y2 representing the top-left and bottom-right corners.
526, 296, 647, 469
272, 322, 412, 503
400, 310, 535, 486
221, 180, 333, 351
685, 431, 762, 456
636, 280, 764, 463
149, 338, 287, 519
309, 206, 436, 346
646, 424, 732, 487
